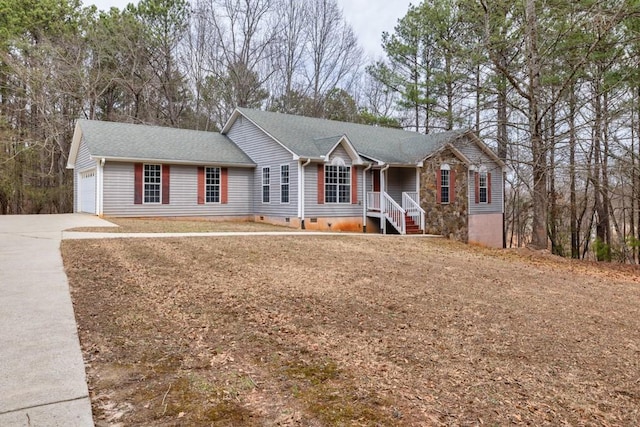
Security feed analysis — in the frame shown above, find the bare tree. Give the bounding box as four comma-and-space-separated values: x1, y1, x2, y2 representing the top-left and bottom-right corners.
305, 0, 362, 116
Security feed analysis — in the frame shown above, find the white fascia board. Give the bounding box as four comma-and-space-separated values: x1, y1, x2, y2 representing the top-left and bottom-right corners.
66, 122, 83, 169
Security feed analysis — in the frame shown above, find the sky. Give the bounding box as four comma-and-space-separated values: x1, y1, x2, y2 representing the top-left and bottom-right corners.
85, 0, 413, 59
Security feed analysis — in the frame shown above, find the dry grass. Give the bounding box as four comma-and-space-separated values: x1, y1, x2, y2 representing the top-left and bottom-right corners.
70, 217, 299, 233
62, 236, 640, 426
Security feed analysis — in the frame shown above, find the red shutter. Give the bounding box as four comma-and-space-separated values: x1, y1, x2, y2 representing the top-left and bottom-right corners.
134, 163, 143, 204
221, 168, 228, 204
475, 172, 480, 204
162, 165, 170, 204
197, 167, 205, 204
351, 166, 358, 204
317, 164, 324, 204
436, 170, 441, 204
487, 172, 492, 204
450, 169, 456, 204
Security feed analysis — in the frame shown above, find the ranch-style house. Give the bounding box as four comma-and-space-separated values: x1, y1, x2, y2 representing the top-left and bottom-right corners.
67, 108, 507, 247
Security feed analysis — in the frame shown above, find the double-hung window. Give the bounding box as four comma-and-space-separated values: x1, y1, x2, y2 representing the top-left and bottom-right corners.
262, 167, 270, 203
144, 164, 161, 203
280, 165, 289, 204
325, 164, 351, 203
479, 172, 488, 203
440, 168, 450, 204
205, 167, 220, 203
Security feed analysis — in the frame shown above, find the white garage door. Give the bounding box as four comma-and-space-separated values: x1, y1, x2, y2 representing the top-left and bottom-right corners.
79, 170, 96, 214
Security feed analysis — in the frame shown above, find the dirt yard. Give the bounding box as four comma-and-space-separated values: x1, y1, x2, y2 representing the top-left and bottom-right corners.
62, 235, 640, 426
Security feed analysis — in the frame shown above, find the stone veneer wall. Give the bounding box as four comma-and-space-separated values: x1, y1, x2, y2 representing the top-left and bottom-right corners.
420, 150, 469, 242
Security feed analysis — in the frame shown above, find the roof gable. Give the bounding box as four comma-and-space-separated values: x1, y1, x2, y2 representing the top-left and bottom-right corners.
314, 135, 363, 165
68, 120, 255, 168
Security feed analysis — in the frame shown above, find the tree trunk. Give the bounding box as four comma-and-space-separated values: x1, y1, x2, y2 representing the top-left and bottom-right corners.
525, 0, 548, 250
569, 84, 579, 258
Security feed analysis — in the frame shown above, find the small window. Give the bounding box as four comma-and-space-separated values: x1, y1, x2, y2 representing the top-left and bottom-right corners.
325, 164, 350, 203
262, 167, 270, 203
440, 169, 450, 204
205, 167, 220, 203
144, 164, 161, 203
281, 165, 289, 204
479, 172, 488, 203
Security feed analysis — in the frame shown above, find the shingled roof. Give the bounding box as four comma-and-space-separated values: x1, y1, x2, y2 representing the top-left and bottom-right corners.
223, 107, 467, 164
68, 120, 255, 168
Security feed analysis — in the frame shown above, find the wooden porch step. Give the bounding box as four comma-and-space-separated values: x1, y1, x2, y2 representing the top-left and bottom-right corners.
405, 216, 422, 234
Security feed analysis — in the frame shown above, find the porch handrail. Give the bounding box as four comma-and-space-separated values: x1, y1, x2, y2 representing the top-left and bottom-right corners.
367, 191, 380, 211
383, 192, 406, 234
402, 192, 425, 231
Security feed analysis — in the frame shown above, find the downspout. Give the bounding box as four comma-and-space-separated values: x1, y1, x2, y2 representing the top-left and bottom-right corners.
362, 163, 372, 233
380, 164, 390, 234
299, 158, 311, 229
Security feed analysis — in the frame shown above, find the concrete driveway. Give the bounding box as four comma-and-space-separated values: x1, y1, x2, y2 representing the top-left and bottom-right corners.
0, 214, 115, 427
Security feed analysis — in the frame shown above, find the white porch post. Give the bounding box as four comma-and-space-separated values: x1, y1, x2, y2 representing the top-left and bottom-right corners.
362, 164, 371, 233
380, 165, 388, 234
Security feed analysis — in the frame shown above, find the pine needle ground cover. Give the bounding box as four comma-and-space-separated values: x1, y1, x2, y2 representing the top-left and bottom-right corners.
62, 236, 640, 426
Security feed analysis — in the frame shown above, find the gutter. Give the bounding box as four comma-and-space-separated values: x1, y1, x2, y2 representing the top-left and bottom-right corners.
90, 155, 256, 168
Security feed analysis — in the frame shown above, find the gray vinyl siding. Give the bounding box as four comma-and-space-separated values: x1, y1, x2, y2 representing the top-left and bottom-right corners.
305, 163, 363, 217
366, 169, 374, 193
304, 144, 362, 217
74, 139, 96, 213
454, 136, 503, 215
226, 116, 298, 217
386, 167, 417, 202
102, 162, 252, 217
329, 145, 350, 164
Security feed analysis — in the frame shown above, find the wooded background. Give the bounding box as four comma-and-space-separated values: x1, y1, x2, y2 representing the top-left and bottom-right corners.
2, 0, 640, 262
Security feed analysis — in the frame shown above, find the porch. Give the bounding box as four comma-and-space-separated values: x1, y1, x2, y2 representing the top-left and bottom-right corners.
364, 167, 424, 235
366, 191, 424, 235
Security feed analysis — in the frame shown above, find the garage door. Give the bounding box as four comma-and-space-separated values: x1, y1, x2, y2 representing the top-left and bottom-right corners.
79, 169, 96, 214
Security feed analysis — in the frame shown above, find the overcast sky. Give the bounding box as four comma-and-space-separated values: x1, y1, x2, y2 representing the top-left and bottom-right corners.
84, 0, 413, 59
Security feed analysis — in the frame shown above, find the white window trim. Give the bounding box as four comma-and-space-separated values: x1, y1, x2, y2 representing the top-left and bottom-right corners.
143, 163, 162, 204
325, 163, 351, 204
280, 164, 290, 204
440, 164, 450, 205
479, 170, 488, 204
205, 166, 221, 204
262, 166, 270, 204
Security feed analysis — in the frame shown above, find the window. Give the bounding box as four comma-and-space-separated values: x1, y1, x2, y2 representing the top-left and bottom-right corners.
440, 168, 450, 204
144, 164, 161, 203
325, 164, 351, 203
280, 165, 289, 204
262, 167, 270, 203
479, 172, 488, 203
205, 167, 220, 203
